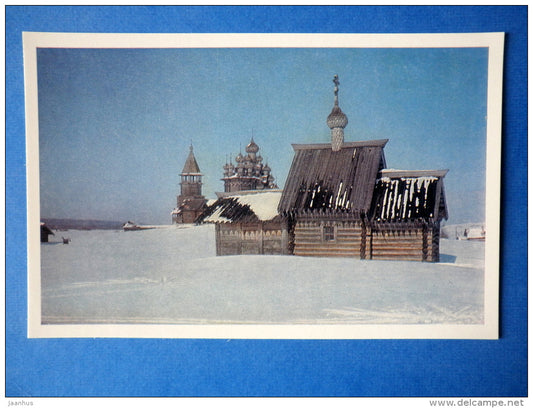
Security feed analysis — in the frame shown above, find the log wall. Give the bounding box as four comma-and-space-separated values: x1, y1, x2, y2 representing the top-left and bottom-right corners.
291, 220, 441, 262
215, 218, 442, 262
215, 221, 287, 256
293, 220, 362, 258
369, 225, 439, 262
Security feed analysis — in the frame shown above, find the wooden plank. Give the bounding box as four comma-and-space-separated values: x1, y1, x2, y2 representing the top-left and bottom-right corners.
295, 243, 360, 250
295, 242, 359, 248
294, 250, 359, 257
371, 240, 424, 246
371, 255, 423, 261
372, 250, 425, 256
294, 228, 322, 233
371, 231, 427, 237
295, 231, 322, 237
296, 237, 323, 242
295, 226, 362, 232
371, 247, 425, 253
371, 238, 424, 244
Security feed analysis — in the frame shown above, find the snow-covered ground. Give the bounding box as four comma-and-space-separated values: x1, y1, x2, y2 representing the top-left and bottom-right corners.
40, 224, 484, 325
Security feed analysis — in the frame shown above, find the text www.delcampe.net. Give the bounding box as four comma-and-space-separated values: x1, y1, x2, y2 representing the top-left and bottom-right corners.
429, 399, 525, 407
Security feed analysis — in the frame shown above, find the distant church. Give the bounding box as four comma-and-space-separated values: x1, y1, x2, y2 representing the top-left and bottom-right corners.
171, 145, 207, 224
221, 138, 278, 193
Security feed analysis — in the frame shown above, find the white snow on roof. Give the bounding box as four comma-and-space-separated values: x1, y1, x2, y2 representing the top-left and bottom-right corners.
202, 205, 231, 223
203, 191, 281, 223
234, 191, 281, 221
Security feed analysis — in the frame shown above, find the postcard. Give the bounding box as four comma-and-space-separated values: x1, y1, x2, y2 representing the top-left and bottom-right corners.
23, 32, 504, 339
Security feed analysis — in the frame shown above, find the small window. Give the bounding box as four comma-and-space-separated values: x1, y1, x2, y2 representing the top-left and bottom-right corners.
323, 225, 335, 242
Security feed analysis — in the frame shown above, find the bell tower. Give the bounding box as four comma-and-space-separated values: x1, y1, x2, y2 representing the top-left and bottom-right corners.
180, 145, 203, 197
172, 145, 207, 223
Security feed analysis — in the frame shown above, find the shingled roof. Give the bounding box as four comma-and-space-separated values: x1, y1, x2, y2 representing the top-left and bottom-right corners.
181, 145, 201, 175
278, 140, 388, 215
370, 169, 449, 222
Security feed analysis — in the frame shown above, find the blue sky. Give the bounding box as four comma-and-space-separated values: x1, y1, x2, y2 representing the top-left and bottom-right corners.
37, 47, 488, 225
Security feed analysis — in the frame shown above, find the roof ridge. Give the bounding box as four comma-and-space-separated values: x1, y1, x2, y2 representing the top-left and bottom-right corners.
292, 139, 389, 150
379, 169, 449, 178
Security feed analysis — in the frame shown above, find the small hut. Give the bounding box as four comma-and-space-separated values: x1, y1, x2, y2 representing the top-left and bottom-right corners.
198, 190, 288, 255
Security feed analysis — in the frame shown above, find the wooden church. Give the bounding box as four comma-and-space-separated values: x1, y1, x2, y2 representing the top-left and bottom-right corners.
199, 75, 448, 262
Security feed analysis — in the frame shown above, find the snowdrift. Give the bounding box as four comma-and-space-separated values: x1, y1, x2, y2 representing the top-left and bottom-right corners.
41, 225, 484, 325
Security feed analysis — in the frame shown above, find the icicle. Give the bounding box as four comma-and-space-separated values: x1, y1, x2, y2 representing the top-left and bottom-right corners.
341, 189, 347, 208
335, 182, 343, 209
402, 181, 409, 219
391, 180, 399, 220
381, 184, 389, 220
423, 178, 431, 202
409, 178, 416, 201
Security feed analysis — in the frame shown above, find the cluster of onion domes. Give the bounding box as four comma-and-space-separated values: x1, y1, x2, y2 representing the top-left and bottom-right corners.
222, 137, 277, 190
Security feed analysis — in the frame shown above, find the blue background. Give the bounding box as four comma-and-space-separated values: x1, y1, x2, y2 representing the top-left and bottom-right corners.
6, 6, 527, 397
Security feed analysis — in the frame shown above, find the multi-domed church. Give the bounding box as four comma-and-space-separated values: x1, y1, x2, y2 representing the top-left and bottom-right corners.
222, 138, 277, 193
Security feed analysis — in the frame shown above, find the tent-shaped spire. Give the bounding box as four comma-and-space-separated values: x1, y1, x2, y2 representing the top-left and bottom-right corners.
181, 145, 202, 175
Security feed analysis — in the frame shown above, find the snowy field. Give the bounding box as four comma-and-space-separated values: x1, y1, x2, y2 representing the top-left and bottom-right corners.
40, 224, 484, 325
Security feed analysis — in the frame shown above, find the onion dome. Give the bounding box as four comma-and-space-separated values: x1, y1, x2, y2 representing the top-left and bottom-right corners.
326, 75, 348, 152
256, 154, 263, 163
245, 137, 259, 154
263, 163, 271, 173
327, 75, 348, 130
327, 105, 348, 129
235, 152, 244, 163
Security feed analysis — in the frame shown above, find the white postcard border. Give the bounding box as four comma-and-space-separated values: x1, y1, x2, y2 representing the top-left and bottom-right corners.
23, 32, 504, 339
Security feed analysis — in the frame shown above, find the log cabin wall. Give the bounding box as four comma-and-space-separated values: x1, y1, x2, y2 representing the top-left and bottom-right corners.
215, 220, 287, 256
369, 223, 441, 262
293, 219, 363, 258
291, 220, 442, 262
